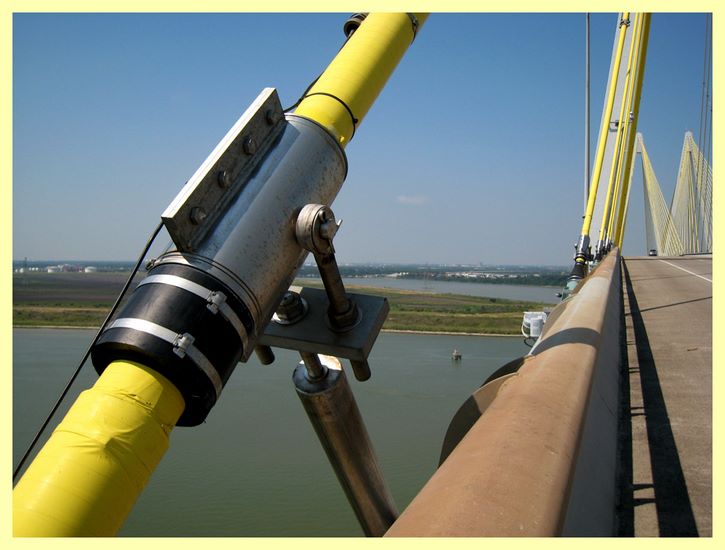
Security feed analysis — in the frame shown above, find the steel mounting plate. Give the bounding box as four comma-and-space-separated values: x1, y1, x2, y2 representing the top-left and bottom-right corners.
162, 88, 285, 251
258, 287, 389, 361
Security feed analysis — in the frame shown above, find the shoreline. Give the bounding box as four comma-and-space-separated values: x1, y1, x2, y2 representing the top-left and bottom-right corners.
381, 328, 520, 337
13, 325, 101, 330
13, 325, 522, 338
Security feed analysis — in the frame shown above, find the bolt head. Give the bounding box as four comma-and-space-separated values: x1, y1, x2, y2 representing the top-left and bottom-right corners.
190, 206, 207, 225
243, 136, 257, 155
265, 109, 278, 125
217, 170, 231, 188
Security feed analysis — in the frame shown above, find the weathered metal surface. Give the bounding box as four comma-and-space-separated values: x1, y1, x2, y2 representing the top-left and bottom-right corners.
386, 250, 623, 537
294, 355, 398, 536
162, 88, 286, 252
259, 286, 388, 363
155, 114, 348, 361
438, 355, 529, 465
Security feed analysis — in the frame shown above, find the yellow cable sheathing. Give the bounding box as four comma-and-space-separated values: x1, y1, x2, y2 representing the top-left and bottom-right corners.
580, 13, 630, 237
14, 360, 184, 536
295, 13, 428, 147
601, 14, 642, 244
638, 135, 685, 255
616, 144, 637, 248
669, 132, 712, 253
613, 15, 650, 246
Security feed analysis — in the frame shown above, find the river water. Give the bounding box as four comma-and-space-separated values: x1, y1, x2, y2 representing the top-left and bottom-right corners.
327, 276, 561, 304
13, 269, 547, 535
13, 326, 528, 536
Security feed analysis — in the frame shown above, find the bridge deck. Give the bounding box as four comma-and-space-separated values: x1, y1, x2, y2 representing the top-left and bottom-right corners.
619, 255, 712, 536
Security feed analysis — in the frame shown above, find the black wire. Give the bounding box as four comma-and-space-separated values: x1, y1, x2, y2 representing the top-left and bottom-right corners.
283, 75, 321, 113
282, 19, 355, 114
300, 91, 359, 139
12, 220, 165, 483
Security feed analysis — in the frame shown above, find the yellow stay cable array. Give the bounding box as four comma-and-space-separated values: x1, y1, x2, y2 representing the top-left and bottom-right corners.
596, 14, 642, 253
610, 13, 650, 247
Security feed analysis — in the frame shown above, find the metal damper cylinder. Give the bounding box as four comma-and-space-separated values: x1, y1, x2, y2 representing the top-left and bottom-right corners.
92, 88, 348, 425
293, 356, 398, 536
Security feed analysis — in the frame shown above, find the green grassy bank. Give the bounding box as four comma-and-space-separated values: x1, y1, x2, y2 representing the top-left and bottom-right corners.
13, 273, 550, 335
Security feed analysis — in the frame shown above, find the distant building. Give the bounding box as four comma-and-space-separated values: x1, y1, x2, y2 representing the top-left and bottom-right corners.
84, 266, 98, 273
47, 266, 61, 273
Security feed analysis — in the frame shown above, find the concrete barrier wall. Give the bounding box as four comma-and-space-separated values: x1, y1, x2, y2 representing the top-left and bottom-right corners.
560, 252, 622, 535
386, 250, 623, 536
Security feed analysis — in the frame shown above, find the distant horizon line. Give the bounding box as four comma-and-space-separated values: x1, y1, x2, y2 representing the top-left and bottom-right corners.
12, 258, 570, 269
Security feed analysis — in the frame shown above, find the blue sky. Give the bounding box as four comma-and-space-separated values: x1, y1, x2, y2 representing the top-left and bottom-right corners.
12, 12, 712, 265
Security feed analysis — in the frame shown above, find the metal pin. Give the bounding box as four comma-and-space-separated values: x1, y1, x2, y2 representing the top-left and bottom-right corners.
254, 345, 275, 365
300, 352, 328, 381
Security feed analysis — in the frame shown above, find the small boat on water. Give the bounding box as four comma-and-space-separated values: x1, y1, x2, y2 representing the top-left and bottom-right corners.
452, 349, 462, 360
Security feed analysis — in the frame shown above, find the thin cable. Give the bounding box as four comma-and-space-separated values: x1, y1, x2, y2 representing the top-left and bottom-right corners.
283, 75, 320, 113
584, 13, 591, 212
695, 14, 711, 196
13, 220, 165, 483
283, 15, 356, 114
298, 91, 359, 138
700, 22, 713, 251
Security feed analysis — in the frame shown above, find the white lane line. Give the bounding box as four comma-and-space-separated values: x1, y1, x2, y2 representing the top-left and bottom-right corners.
659, 259, 712, 283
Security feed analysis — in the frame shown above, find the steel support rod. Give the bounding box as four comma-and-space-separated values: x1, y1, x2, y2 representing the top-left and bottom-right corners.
585, 13, 591, 211
300, 351, 328, 380
293, 355, 398, 536
315, 252, 356, 322
313, 250, 370, 381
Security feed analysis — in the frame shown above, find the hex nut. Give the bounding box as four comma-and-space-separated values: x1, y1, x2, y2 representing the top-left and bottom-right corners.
275, 291, 307, 325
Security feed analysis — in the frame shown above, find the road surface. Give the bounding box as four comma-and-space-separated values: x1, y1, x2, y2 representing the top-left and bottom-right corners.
619, 255, 712, 536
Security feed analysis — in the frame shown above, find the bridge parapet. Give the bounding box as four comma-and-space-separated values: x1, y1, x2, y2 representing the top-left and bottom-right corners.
386, 250, 623, 536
